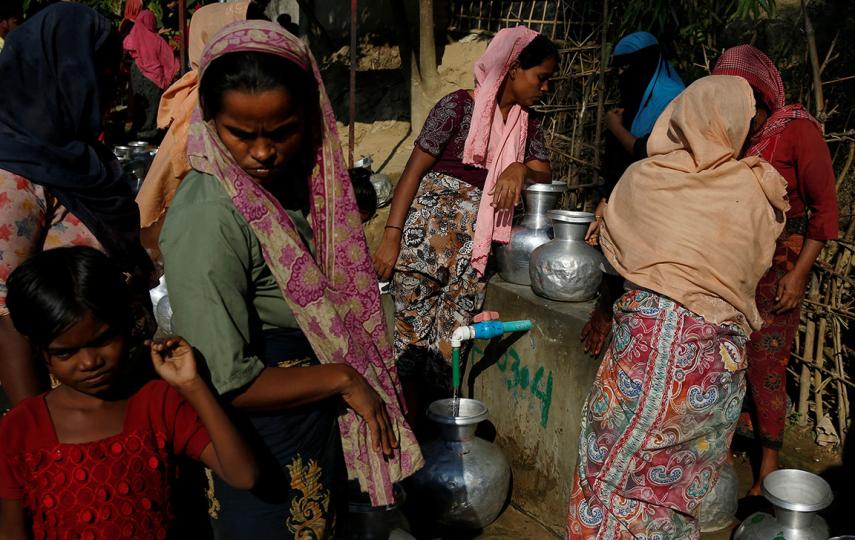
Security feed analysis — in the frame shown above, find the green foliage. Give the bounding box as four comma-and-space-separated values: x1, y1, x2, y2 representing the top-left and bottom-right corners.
79, 0, 125, 19
612, 0, 777, 79
735, 0, 776, 19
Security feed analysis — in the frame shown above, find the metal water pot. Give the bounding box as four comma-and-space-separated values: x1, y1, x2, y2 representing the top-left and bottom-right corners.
529, 210, 605, 302
495, 182, 567, 285
409, 398, 510, 530
342, 485, 415, 540
149, 275, 174, 337
698, 461, 738, 532
733, 469, 832, 540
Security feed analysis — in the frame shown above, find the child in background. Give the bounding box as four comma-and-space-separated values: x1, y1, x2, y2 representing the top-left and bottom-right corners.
0, 246, 258, 540
349, 167, 378, 224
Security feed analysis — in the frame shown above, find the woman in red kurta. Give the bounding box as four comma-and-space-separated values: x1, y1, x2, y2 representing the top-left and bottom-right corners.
712, 45, 839, 496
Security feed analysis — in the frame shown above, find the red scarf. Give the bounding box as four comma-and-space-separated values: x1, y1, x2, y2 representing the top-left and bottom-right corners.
712, 44, 822, 160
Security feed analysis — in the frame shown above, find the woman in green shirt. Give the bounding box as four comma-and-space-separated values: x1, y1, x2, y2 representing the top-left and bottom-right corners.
159, 21, 421, 539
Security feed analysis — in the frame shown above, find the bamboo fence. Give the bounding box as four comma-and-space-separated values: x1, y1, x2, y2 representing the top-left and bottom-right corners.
792, 136, 854, 448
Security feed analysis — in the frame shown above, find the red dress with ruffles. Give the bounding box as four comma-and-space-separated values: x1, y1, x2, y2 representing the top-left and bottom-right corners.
0, 380, 211, 539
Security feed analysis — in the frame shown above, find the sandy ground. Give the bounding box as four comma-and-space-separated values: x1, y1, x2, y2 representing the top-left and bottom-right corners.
334, 36, 489, 251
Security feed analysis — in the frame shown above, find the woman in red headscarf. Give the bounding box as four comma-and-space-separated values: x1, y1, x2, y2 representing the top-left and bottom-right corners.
712, 45, 839, 497
123, 9, 179, 140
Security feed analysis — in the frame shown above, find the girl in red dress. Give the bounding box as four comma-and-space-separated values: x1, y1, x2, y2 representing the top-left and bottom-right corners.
0, 246, 258, 540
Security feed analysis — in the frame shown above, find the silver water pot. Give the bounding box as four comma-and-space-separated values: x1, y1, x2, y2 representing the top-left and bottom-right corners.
734, 469, 832, 540
529, 210, 605, 302
495, 182, 567, 285
409, 398, 510, 530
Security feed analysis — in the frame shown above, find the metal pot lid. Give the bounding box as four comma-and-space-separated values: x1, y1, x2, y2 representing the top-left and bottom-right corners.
526, 181, 567, 193
761, 469, 833, 512
427, 398, 488, 426
127, 140, 150, 148
548, 209, 595, 223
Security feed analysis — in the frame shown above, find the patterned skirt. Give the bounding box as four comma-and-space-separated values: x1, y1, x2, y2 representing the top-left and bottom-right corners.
738, 233, 804, 449
208, 328, 344, 540
566, 289, 747, 539
392, 172, 488, 398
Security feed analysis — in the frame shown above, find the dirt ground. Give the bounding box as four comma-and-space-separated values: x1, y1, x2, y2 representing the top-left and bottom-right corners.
468, 428, 849, 540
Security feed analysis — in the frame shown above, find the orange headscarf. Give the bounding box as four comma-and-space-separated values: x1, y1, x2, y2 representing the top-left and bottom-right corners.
136, 1, 250, 252
600, 75, 789, 334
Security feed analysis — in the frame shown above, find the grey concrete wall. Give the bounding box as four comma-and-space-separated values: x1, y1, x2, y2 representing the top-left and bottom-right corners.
466, 278, 601, 537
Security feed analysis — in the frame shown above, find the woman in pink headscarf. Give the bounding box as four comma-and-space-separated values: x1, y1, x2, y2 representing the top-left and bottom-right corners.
119, 0, 141, 36
373, 27, 558, 429
123, 10, 179, 140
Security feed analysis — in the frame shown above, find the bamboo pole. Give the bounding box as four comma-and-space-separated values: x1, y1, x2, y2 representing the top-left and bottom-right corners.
592, 0, 608, 188
832, 317, 849, 440
798, 274, 820, 424
801, 0, 826, 122
812, 283, 832, 423
348, 0, 357, 167
791, 353, 855, 389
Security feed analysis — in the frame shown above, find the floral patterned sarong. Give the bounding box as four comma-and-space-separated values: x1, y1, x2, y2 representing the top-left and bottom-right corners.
566, 289, 747, 539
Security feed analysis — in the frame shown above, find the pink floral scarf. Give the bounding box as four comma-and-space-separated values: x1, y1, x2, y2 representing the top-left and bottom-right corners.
187, 21, 422, 505
463, 25, 539, 275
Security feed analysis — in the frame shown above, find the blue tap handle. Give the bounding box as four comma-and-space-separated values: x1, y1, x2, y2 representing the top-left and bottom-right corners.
471, 319, 533, 340
472, 320, 504, 339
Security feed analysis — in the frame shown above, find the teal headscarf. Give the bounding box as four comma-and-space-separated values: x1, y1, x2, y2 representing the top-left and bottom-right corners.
613, 32, 685, 137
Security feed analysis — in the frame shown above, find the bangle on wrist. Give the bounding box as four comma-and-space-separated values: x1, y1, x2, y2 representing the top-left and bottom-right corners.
385, 225, 403, 232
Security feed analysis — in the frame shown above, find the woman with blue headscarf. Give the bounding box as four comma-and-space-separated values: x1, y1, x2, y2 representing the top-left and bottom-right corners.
587, 32, 684, 245
580, 32, 684, 358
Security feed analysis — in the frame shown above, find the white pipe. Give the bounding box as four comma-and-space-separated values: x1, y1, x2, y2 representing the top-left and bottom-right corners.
450, 325, 475, 348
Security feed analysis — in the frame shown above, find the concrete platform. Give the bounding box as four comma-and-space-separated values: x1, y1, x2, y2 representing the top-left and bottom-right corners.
464, 278, 750, 538
467, 277, 600, 536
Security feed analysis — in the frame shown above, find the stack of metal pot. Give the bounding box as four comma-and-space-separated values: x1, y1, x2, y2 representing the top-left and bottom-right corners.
113, 141, 157, 196
149, 275, 173, 339
353, 156, 393, 207
495, 182, 567, 285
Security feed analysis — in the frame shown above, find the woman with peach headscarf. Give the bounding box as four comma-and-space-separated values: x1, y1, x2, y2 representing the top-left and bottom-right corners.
135, 0, 252, 258
566, 75, 788, 538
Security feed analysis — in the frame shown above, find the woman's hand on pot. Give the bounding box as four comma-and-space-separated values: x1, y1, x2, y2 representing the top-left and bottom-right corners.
491, 162, 527, 211
585, 200, 607, 246
585, 220, 601, 246
340, 371, 399, 456
372, 232, 402, 281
